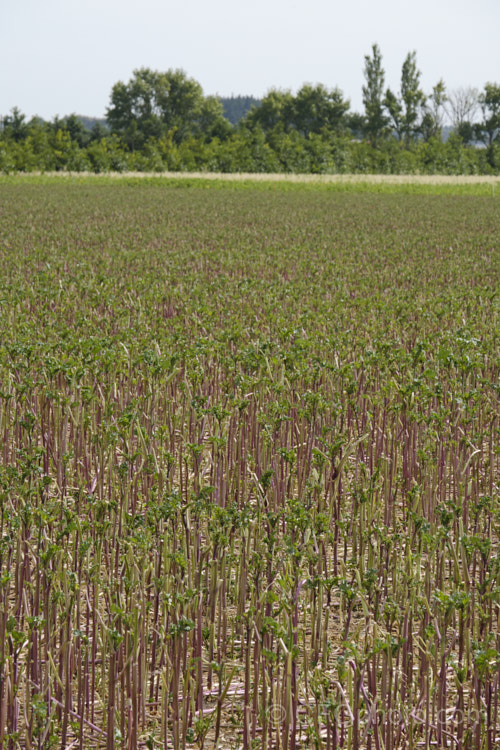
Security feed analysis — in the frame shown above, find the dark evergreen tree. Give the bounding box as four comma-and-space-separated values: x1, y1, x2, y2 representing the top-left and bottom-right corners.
220, 96, 261, 124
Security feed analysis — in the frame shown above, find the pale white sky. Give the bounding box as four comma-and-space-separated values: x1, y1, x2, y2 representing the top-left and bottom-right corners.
1, 0, 498, 121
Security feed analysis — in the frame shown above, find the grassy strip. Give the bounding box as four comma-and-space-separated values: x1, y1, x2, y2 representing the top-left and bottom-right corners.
1, 170, 500, 195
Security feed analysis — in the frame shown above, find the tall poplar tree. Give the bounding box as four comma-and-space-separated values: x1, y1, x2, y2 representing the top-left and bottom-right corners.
362, 44, 388, 146
400, 51, 426, 145
384, 51, 426, 146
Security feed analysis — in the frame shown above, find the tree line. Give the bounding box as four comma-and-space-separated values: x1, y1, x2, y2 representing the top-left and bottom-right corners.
1, 45, 499, 174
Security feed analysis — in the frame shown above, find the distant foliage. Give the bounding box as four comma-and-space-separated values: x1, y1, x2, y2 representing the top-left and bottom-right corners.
1, 56, 500, 174
220, 95, 261, 124
77, 115, 108, 132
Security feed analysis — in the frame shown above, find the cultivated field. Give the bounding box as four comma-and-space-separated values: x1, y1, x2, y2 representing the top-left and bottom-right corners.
0, 178, 499, 749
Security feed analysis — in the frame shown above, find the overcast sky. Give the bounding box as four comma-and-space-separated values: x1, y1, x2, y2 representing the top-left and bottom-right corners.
1, 0, 498, 121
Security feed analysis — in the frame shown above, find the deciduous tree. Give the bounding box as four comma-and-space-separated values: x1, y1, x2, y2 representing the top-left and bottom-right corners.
293, 83, 350, 137
2, 107, 28, 142
383, 89, 403, 141
446, 87, 479, 143
477, 83, 500, 146
384, 52, 426, 145
421, 80, 447, 141
244, 89, 295, 133
106, 68, 230, 149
